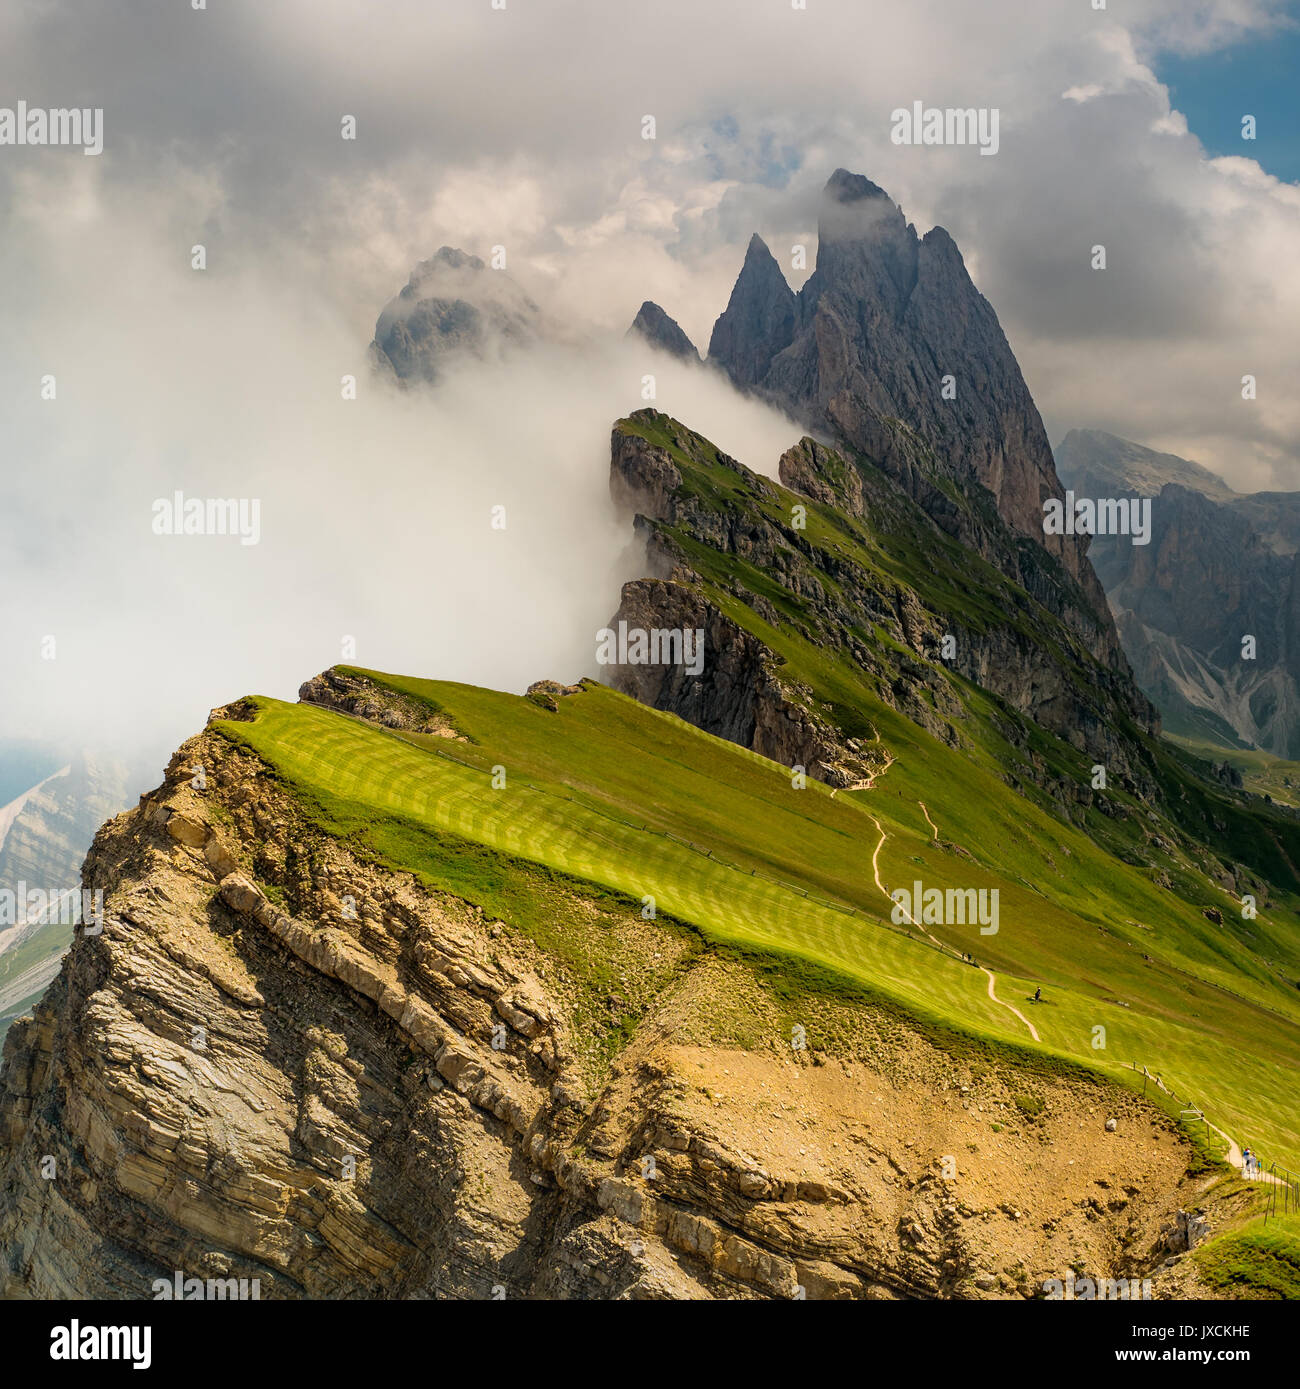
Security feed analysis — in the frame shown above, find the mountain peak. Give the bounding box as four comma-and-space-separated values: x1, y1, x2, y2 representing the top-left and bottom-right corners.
1055, 430, 1236, 503
706, 233, 796, 388
627, 301, 700, 362
824, 167, 893, 205
744, 231, 775, 258
371, 247, 540, 385
704, 168, 1124, 670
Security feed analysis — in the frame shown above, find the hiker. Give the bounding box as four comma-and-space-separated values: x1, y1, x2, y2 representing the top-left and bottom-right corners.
1243, 1148, 1254, 1176
1033, 987, 1042, 1003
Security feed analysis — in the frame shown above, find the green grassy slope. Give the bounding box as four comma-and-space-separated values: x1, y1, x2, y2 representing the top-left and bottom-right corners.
1169, 734, 1300, 811
216, 669, 1300, 1168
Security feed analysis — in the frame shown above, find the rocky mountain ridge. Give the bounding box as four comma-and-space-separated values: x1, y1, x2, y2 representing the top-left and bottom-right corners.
605, 411, 1159, 809
687, 171, 1127, 680
0, 683, 1214, 1299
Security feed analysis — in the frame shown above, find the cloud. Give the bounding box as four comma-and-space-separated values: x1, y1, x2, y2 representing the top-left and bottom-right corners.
0, 162, 802, 784
2, 0, 1299, 785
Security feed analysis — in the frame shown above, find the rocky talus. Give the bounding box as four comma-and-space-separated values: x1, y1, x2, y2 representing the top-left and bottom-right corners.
0, 698, 1211, 1299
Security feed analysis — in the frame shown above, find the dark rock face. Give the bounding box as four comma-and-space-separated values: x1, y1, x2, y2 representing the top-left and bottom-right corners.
627, 301, 700, 362
705, 172, 1125, 679
608, 576, 879, 786
708, 235, 797, 389
606, 414, 1158, 805
371, 246, 540, 385
1057, 430, 1300, 757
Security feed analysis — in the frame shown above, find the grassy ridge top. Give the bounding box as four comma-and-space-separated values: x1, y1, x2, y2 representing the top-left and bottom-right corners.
215, 669, 1300, 1166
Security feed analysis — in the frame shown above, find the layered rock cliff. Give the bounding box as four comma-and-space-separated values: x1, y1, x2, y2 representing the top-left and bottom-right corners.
0, 689, 1211, 1298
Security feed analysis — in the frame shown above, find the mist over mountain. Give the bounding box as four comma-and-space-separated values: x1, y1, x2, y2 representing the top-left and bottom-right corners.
5, 0, 1300, 1329
371, 247, 543, 385
650, 172, 1134, 692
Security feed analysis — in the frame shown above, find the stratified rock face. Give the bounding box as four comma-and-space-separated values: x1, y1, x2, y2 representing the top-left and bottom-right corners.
627, 301, 700, 362
706, 171, 1122, 670
0, 700, 1199, 1299
1057, 430, 1300, 757
371, 246, 540, 385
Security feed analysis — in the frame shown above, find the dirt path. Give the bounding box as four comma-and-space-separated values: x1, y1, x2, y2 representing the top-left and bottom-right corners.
1139, 1069, 1282, 1184
830, 752, 896, 799
918, 800, 939, 840
867, 815, 1040, 1043
982, 968, 1040, 1042
1133, 1066, 1283, 1177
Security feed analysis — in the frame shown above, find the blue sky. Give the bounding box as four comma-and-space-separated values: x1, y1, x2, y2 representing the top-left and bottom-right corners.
1154, 22, 1300, 183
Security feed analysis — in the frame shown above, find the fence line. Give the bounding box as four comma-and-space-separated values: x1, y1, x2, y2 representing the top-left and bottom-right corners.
1125, 1060, 1296, 1214
1263, 1163, 1300, 1223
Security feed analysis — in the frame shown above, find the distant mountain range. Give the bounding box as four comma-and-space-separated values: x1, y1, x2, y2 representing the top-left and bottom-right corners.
0, 751, 132, 1042
1055, 429, 1300, 758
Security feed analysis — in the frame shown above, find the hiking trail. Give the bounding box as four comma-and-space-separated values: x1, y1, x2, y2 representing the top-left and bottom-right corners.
867, 814, 1040, 1042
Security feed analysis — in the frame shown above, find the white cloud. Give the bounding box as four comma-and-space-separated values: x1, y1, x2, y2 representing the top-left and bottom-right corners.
2, 0, 1299, 784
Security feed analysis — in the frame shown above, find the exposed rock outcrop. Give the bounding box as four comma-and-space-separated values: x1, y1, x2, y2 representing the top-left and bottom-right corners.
0, 716, 1205, 1298
299, 668, 465, 739
627, 301, 700, 362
